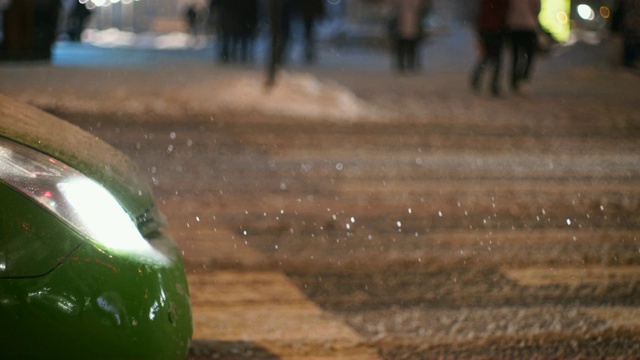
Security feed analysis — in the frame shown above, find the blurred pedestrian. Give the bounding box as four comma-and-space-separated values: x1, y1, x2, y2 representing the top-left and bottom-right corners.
235, 0, 259, 63
266, 0, 293, 87
0, 0, 35, 60
470, 0, 510, 97
32, 0, 62, 60
388, 0, 429, 73
67, 0, 92, 42
612, 0, 640, 70
185, 5, 198, 36
210, 0, 258, 63
210, 0, 234, 62
297, 0, 325, 64
1, 0, 62, 61
507, 0, 541, 94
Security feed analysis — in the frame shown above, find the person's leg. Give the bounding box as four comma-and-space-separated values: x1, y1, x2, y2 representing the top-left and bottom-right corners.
510, 31, 523, 91
266, 0, 284, 86
219, 29, 231, 62
239, 33, 249, 63
470, 33, 488, 91
406, 38, 417, 71
623, 36, 640, 69
470, 60, 485, 91
633, 38, 640, 68
396, 39, 407, 72
303, 17, 315, 63
229, 32, 239, 62
486, 32, 504, 95
521, 30, 537, 83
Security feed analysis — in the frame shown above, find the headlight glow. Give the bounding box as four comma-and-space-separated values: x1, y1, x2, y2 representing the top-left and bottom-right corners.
0, 138, 167, 263
577, 4, 595, 21
57, 177, 152, 254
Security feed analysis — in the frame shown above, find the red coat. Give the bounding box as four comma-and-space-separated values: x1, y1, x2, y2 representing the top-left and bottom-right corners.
476, 0, 510, 32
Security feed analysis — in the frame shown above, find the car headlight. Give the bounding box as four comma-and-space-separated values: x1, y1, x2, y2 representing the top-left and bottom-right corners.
0, 137, 168, 264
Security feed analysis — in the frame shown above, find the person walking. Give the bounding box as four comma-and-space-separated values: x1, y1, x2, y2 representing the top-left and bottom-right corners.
389, 0, 428, 73
210, 0, 258, 63
0, 0, 35, 60
507, 0, 541, 94
233, 0, 258, 63
297, 0, 325, 64
185, 5, 198, 36
612, 0, 640, 70
67, 0, 92, 42
32, 0, 62, 60
266, 0, 293, 87
470, 0, 510, 97
210, 0, 234, 62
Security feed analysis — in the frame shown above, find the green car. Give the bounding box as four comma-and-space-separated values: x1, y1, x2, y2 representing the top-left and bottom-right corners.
0, 94, 192, 359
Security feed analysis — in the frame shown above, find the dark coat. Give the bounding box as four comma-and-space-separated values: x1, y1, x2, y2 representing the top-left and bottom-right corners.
476, 0, 510, 32
296, 0, 325, 21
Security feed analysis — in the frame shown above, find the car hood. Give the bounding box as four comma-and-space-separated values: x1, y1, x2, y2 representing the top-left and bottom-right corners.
0, 93, 154, 218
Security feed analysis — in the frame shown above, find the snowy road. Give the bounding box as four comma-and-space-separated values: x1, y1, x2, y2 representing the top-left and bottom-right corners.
56, 94, 640, 358
3, 29, 640, 358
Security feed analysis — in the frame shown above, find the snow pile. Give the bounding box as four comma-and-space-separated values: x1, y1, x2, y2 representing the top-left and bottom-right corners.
213, 72, 374, 120
83, 28, 208, 50
7, 67, 378, 122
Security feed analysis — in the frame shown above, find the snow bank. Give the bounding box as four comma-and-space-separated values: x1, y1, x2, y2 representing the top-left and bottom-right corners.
212, 72, 375, 120
8, 68, 379, 122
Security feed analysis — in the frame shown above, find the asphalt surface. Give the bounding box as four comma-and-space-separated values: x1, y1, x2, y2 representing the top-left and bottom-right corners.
2, 30, 640, 359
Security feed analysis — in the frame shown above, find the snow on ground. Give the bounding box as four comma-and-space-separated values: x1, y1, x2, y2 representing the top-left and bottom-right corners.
202, 72, 377, 120
2, 65, 379, 121
176, 70, 386, 121
83, 28, 210, 50
3, 27, 623, 122
5, 28, 381, 121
